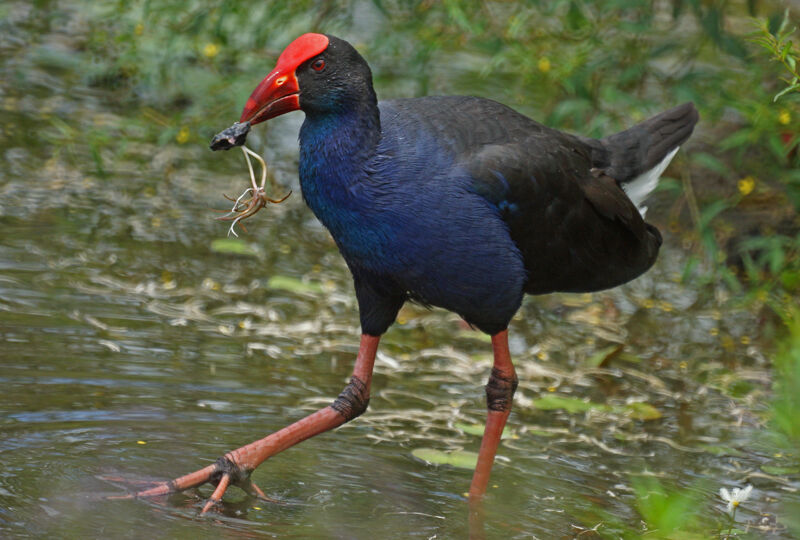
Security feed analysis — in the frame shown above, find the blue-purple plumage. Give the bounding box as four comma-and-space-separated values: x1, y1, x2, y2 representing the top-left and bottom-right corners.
293, 36, 698, 336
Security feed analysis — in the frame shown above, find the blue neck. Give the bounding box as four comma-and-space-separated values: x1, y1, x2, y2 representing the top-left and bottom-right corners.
298, 102, 388, 264
299, 105, 380, 187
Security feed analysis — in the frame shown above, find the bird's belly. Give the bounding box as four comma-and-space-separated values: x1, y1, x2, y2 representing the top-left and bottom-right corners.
301, 162, 526, 334
371, 204, 527, 335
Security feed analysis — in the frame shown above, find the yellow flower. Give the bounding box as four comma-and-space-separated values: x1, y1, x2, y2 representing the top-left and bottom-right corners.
737, 176, 755, 196
134, 23, 144, 36
176, 126, 190, 144
203, 43, 220, 58
537, 57, 551, 73
778, 109, 791, 125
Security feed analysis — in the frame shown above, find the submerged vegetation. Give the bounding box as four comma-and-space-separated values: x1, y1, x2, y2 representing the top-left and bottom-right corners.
1, 0, 798, 538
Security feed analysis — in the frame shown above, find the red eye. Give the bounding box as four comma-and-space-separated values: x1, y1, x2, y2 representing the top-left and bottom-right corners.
311, 58, 326, 72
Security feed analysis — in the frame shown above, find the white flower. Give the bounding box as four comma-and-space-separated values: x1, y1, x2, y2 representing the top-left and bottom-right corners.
719, 485, 753, 514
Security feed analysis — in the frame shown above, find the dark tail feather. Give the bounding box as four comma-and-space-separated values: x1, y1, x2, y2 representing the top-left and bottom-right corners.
598, 102, 699, 183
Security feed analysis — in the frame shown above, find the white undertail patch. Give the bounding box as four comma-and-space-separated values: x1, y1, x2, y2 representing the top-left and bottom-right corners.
622, 147, 679, 217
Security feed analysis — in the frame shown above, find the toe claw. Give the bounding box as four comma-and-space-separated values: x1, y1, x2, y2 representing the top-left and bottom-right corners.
244, 480, 282, 504
246, 480, 267, 499
135, 481, 175, 498
201, 474, 231, 514
133, 463, 219, 499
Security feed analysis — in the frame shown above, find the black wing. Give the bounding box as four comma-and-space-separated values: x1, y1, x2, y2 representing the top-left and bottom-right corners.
385, 96, 679, 294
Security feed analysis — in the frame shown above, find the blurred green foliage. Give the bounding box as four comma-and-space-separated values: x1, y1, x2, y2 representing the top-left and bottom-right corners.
61, 1, 799, 300
578, 474, 754, 539
751, 9, 800, 103
771, 309, 800, 445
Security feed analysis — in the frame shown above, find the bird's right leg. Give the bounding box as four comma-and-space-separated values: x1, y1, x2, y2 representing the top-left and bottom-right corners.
468, 329, 518, 500
128, 334, 380, 513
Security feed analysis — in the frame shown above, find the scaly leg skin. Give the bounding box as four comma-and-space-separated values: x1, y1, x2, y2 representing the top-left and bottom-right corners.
469, 329, 518, 500
468, 330, 517, 539
129, 334, 380, 514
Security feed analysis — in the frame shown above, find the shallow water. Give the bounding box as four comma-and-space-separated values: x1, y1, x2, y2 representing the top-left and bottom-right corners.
0, 4, 795, 539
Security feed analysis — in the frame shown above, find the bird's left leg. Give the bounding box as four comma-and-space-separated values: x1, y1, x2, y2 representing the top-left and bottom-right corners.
129, 334, 380, 513
468, 329, 517, 500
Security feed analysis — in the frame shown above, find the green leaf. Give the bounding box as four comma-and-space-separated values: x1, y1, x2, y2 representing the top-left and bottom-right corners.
584, 344, 623, 368
210, 238, 260, 257
761, 465, 800, 475
774, 82, 800, 102
532, 395, 601, 413
454, 422, 514, 439
411, 448, 479, 469
527, 428, 560, 437
777, 9, 789, 33
534, 395, 661, 420
719, 129, 754, 150
617, 352, 643, 364
266, 275, 324, 295
780, 41, 792, 60
656, 177, 682, 194
454, 330, 492, 343
699, 444, 745, 457
623, 402, 662, 420
697, 199, 729, 230
631, 476, 704, 536
691, 151, 731, 175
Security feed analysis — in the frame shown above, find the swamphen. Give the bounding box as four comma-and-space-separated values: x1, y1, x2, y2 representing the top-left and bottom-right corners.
137, 33, 699, 511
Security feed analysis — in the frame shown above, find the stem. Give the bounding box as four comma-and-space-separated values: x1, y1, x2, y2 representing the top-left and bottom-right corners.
242, 145, 268, 190
725, 506, 737, 539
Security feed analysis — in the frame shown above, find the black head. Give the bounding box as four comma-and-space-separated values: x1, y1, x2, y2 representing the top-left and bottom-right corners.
296, 35, 376, 115
239, 33, 376, 125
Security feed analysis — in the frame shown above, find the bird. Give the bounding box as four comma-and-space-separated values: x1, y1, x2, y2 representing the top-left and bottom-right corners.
135, 33, 699, 512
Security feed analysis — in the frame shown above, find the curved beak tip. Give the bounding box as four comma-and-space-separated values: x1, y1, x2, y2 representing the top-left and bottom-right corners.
239, 71, 301, 125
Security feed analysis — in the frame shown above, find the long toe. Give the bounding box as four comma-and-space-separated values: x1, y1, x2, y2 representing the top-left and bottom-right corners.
244, 480, 283, 504
201, 473, 231, 514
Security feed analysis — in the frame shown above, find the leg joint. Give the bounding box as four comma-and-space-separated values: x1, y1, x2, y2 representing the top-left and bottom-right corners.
330, 376, 370, 421
213, 455, 252, 486
484, 367, 518, 412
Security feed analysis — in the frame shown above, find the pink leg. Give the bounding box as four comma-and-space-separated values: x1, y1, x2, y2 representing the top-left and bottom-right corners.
133, 334, 381, 513
469, 329, 517, 500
